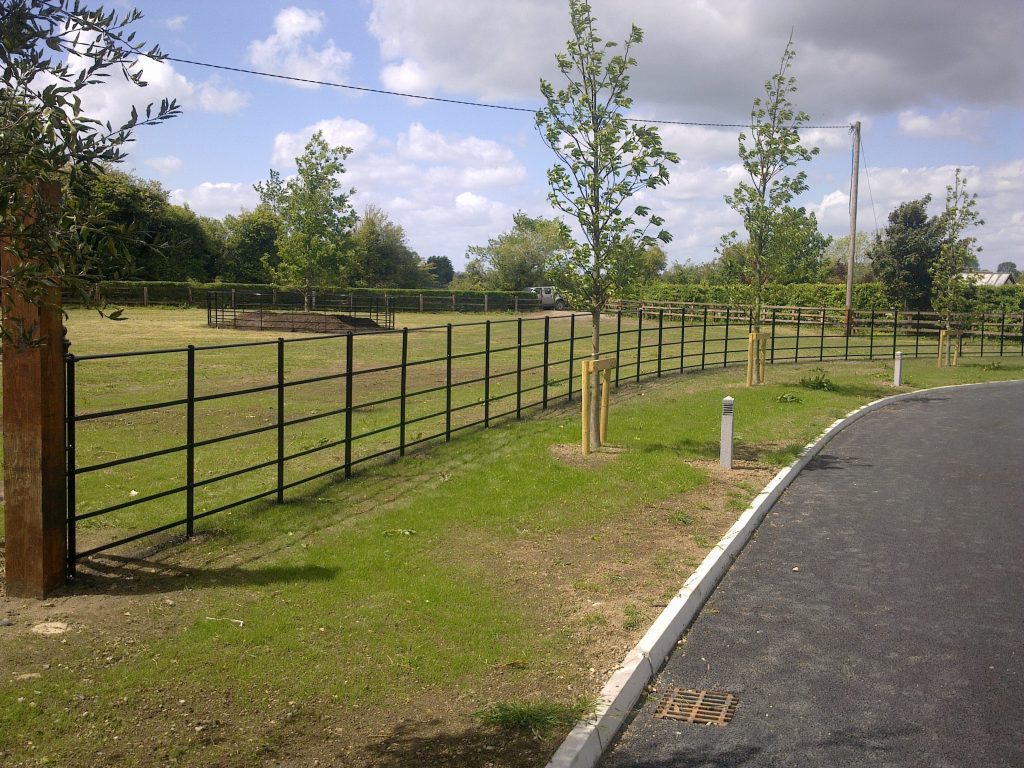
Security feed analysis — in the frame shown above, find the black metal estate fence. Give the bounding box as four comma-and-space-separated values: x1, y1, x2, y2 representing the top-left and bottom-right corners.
206, 290, 396, 332
64, 304, 1024, 572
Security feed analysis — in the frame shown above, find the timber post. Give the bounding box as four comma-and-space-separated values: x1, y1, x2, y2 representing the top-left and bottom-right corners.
2, 183, 68, 597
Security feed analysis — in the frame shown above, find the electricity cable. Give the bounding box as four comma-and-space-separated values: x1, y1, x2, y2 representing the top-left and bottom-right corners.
163, 55, 852, 130
859, 140, 881, 235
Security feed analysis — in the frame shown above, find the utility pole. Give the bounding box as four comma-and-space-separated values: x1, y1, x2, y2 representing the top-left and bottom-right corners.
845, 121, 861, 336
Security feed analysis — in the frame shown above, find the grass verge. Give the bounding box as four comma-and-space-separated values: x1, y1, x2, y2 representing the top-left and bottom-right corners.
1, 310, 1023, 768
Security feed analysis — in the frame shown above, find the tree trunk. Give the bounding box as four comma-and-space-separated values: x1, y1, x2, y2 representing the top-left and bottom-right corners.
589, 308, 601, 451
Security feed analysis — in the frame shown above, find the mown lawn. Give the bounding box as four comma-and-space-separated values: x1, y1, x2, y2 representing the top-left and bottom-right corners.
1, 308, 1022, 767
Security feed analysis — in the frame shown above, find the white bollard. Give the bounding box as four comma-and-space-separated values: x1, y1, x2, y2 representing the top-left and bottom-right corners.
720, 396, 735, 470
894, 351, 903, 386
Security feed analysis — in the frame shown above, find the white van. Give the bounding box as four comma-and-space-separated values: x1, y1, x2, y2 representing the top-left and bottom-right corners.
526, 286, 568, 310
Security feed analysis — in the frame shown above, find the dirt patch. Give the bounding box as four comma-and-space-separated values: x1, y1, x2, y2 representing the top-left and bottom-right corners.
229, 311, 386, 334
547, 442, 624, 468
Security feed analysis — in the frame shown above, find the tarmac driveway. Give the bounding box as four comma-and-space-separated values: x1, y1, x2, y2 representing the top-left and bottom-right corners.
602, 380, 1024, 768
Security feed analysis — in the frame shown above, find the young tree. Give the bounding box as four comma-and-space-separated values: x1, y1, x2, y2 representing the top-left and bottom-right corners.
724, 38, 818, 341
255, 131, 357, 309
930, 169, 984, 328
869, 197, 942, 311
536, 0, 677, 449
1, 0, 179, 329
465, 212, 571, 291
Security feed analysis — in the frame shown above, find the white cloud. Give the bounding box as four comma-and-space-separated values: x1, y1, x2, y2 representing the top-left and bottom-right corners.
248, 7, 352, 88
368, 0, 1024, 121
271, 118, 378, 167
898, 108, 988, 141
195, 81, 250, 113
145, 155, 183, 175
162, 16, 187, 31
65, 52, 248, 125
170, 183, 259, 219
398, 123, 518, 166
379, 59, 431, 95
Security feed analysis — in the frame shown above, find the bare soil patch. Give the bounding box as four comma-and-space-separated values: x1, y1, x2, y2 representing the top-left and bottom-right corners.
230, 311, 386, 334
547, 442, 624, 468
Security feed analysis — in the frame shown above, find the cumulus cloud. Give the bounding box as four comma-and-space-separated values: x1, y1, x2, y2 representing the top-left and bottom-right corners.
64, 51, 248, 125
170, 183, 259, 219
162, 16, 187, 31
271, 118, 378, 167
397, 123, 518, 166
248, 7, 353, 87
145, 155, 183, 175
368, 0, 1024, 120
898, 108, 988, 142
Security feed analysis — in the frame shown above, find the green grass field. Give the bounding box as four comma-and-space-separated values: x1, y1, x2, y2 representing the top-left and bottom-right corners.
2, 307, 1023, 767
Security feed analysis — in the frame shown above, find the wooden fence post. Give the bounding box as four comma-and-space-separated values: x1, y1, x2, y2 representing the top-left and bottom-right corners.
1, 183, 67, 597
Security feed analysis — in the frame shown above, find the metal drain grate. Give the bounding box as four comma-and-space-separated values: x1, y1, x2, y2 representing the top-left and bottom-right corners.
653, 688, 738, 726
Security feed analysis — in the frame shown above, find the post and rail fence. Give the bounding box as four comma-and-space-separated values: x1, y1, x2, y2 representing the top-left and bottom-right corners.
60, 302, 1024, 575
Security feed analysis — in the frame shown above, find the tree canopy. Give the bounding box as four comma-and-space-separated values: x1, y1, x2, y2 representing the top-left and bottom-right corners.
1, 0, 178, 330
352, 205, 434, 288
463, 212, 571, 292
869, 197, 941, 311
255, 131, 357, 309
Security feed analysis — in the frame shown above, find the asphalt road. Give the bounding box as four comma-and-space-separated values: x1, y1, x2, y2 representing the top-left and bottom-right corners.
602, 381, 1024, 768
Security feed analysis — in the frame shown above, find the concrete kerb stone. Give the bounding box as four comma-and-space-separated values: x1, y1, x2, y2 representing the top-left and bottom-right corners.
544, 379, 1024, 768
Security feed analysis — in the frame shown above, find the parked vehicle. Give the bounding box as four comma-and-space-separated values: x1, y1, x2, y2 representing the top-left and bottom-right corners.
526, 286, 568, 310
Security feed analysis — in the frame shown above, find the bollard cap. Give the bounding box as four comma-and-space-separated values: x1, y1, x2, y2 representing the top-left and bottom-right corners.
722, 395, 734, 414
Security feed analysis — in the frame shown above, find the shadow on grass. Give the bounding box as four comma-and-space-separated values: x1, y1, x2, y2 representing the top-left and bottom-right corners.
649, 438, 806, 465
353, 719, 545, 768
65, 553, 338, 596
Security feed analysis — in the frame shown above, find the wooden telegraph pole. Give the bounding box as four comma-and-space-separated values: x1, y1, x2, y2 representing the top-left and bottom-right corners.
845, 121, 861, 336
2, 183, 68, 597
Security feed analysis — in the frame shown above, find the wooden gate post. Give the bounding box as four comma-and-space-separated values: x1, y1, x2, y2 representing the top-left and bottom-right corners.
2, 184, 67, 597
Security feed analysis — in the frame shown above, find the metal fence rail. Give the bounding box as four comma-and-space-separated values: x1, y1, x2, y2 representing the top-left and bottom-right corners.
206, 291, 397, 332
64, 304, 1024, 572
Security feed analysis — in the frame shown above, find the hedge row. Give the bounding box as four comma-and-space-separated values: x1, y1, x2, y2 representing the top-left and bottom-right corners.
66, 279, 1024, 315
630, 282, 1024, 314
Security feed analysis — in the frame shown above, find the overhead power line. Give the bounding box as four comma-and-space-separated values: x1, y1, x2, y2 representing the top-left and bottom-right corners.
164, 55, 852, 130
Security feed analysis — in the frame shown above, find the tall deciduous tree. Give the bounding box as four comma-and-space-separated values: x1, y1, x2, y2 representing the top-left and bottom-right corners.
996, 261, 1019, 279
1, 0, 178, 332
465, 212, 571, 291
724, 38, 818, 344
353, 205, 431, 288
221, 205, 280, 283
536, 0, 676, 449
930, 169, 983, 327
255, 131, 357, 310
869, 197, 942, 311
426, 255, 455, 286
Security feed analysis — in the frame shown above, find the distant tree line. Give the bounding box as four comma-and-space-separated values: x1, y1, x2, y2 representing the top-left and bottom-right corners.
78, 159, 454, 292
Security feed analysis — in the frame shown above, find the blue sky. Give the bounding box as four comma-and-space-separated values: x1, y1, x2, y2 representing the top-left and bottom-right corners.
87, 0, 1024, 271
